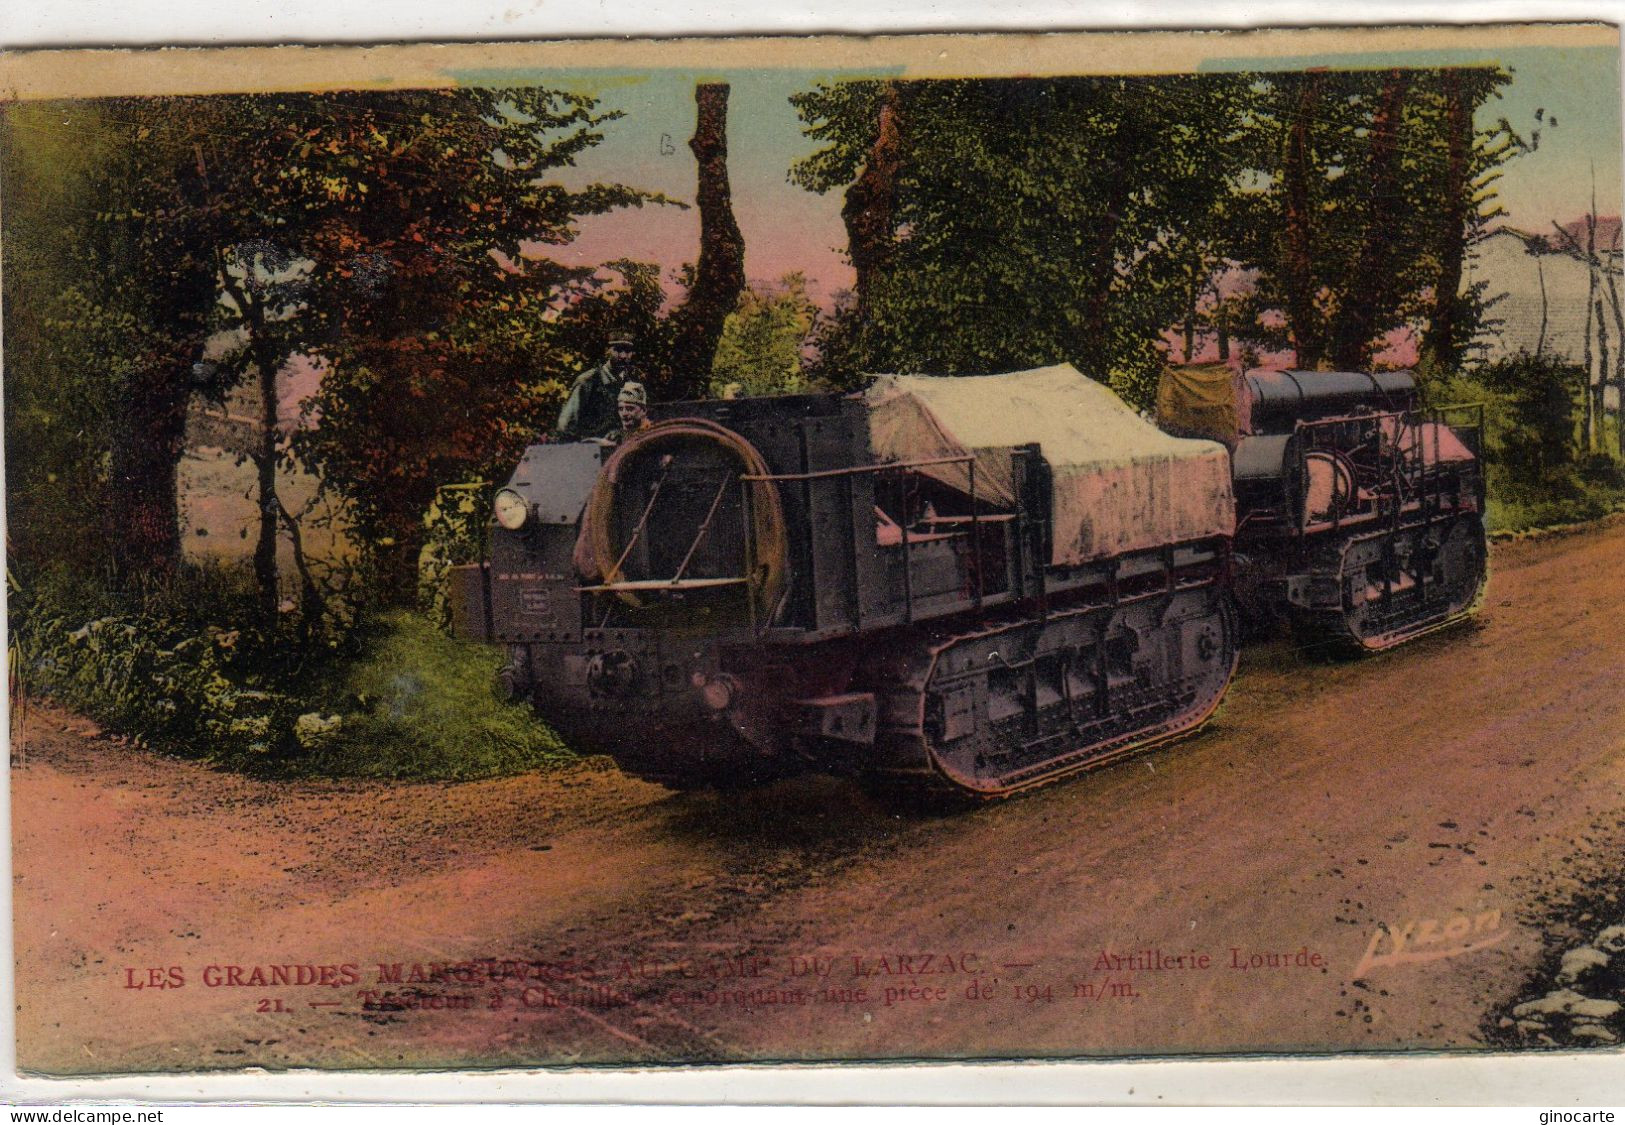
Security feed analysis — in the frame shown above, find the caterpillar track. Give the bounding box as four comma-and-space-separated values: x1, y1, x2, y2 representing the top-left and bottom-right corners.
1290, 513, 1488, 658
860, 582, 1239, 803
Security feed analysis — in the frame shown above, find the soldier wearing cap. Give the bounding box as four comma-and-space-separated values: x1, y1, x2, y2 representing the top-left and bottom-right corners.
601, 381, 651, 446
555, 333, 638, 441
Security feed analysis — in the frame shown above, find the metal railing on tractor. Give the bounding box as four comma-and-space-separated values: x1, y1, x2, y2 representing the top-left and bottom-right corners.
582, 453, 987, 635
741, 454, 983, 633
1291, 405, 1484, 537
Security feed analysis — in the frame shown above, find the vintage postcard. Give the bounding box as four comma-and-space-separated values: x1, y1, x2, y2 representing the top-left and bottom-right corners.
4, 23, 1625, 1092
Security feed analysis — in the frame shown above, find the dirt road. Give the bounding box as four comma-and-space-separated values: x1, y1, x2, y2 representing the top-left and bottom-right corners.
13, 519, 1625, 1073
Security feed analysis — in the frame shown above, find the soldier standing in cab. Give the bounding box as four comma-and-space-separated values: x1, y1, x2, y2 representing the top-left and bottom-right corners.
555, 333, 637, 441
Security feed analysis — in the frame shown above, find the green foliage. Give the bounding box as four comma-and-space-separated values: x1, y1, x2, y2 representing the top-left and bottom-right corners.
297, 255, 678, 582
789, 81, 890, 194
790, 69, 1516, 393
296, 331, 557, 590
802, 297, 865, 391
279, 91, 670, 566
4, 88, 665, 599
1465, 353, 1580, 478
1484, 468, 1625, 533
709, 273, 821, 396
4, 86, 654, 782
301, 610, 573, 781
9, 561, 357, 763
1422, 355, 1625, 531
1, 99, 232, 580
791, 76, 1256, 407
418, 481, 495, 632
1228, 69, 1517, 371
11, 561, 569, 780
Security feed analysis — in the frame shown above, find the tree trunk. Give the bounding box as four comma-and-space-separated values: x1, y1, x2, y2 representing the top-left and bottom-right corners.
666, 83, 747, 401
1596, 300, 1610, 446
1595, 302, 1611, 440
1535, 257, 1549, 359
1601, 249, 1625, 457
107, 370, 190, 588
1282, 73, 1326, 370
1183, 260, 1201, 362
277, 497, 323, 646
843, 82, 904, 320
1617, 375, 1624, 457
221, 263, 286, 624
1329, 71, 1408, 370
1420, 70, 1473, 373
102, 192, 216, 592
1582, 214, 1597, 451
1612, 367, 1625, 458
254, 356, 281, 623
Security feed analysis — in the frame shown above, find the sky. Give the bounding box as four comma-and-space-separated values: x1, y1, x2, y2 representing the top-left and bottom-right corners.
442, 44, 1623, 305
452, 66, 883, 304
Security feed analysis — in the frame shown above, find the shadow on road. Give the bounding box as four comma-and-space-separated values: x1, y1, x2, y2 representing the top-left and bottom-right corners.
653, 771, 973, 851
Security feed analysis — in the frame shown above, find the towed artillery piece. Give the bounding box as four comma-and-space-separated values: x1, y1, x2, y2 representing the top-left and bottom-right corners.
1155, 365, 1488, 654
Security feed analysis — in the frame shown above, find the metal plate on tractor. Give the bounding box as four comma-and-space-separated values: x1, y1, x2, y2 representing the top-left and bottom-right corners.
509, 442, 606, 524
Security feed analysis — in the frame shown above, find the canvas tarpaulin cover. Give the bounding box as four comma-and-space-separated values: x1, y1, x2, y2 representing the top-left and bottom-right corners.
1156, 363, 1242, 447
864, 364, 1235, 568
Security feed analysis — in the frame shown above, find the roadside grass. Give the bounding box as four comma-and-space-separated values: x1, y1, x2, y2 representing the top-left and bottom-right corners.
18, 444, 573, 783
1427, 366, 1625, 535
297, 609, 575, 781
1485, 461, 1625, 535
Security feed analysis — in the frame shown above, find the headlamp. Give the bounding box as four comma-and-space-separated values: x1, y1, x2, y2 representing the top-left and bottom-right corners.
493, 487, 530, 531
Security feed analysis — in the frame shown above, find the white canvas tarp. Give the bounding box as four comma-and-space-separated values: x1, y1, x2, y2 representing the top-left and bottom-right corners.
864, 364, 1235, 568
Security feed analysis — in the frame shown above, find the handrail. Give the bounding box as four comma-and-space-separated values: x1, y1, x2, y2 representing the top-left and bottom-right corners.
1291, 401, 1488, 538
740, 454, 974, 482
578, 576, 747, 593
969, 456, 983, 606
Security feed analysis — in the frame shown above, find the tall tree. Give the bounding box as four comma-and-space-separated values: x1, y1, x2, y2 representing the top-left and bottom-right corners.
791, 75, 1253, 404
10, 88, 661, 609
842, 82, 905, 320
2, 102, 118, 575
1231, 67, 1515, 373
1585, 209, 1598, 449
1328, 70, 1409, 370
284, 87, 662, 580
665, 83, 747, 400
211, 240, 311, 621
1418, 69, 1476, 374
148, 88, 660, 612
1417, 68, 1520, 373
1, 98, 238, 587
1277, 72, 1327, 369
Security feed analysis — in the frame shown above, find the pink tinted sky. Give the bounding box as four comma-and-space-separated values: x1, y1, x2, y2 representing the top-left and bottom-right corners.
549, 201, 852, 305
504, 67, 859, 304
